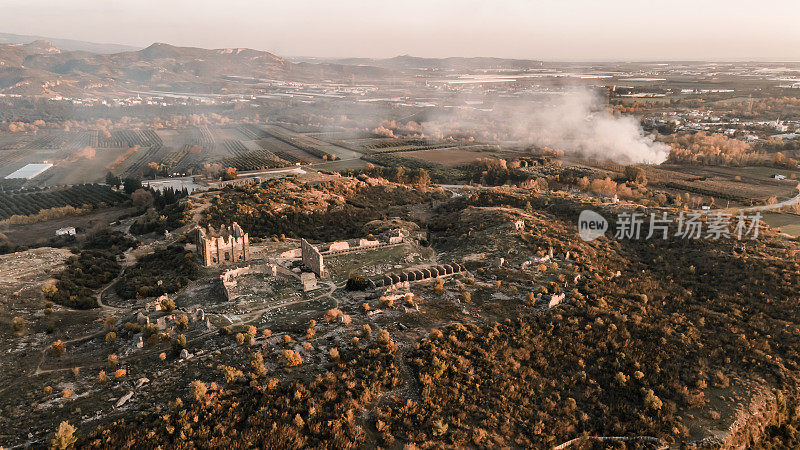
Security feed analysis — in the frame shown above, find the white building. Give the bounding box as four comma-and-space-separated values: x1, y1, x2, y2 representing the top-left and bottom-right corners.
55, 227, 76, 236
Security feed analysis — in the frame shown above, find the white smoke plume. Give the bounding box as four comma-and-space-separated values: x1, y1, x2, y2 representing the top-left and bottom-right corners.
419, 88, 669, 164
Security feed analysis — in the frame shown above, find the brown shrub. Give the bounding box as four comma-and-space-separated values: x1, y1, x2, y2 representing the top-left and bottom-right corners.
51, 421, 77, 450
51, 340, 65, 356
191, 380, 208, 403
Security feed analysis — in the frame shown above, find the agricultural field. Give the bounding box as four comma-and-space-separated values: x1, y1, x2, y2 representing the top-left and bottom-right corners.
0, 184, 127, 220
0, 205, 137, 247
0, 124, 367, 186
762, 212, 800, 236
643, 164, 798, 206
396, 146, 499, 167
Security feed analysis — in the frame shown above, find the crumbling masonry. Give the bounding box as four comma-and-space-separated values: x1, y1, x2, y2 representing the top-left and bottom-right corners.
196, 222, 250, 266
372, 263, 466, 289
301, 238, 326, 277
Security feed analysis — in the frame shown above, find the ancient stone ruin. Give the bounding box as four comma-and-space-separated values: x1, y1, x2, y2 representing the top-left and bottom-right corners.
301, 238, 326, 277
372, 263, 467, 289
196, 222, 250, 266
300, 272, 317, 292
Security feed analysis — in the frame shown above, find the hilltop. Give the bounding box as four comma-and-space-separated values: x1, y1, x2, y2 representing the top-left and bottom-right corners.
0, 41, 388, 96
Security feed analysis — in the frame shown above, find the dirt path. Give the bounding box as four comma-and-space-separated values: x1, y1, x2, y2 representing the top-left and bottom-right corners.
96, 268, 127, 313
741, 191, 800, 212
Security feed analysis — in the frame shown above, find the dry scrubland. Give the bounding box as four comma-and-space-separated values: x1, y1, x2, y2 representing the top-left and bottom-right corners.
0, 171, 793, 448
3, 44, 800, 447
3, 138, 800, 447
64, 187, 800, 448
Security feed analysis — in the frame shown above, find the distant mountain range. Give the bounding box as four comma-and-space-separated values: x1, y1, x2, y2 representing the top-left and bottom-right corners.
0, 33, 545, 97
294, 54, 544, 71
0, 32, 139, 54
0, 40, 396, 96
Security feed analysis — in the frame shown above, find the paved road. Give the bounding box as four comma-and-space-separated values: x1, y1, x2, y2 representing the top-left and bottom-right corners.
741, 191, 800, 212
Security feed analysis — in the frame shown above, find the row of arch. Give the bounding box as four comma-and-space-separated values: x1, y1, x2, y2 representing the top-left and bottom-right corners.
372, 263, 466, 288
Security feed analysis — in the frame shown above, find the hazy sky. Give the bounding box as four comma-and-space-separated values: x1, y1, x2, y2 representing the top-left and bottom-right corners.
2, 0, 799, 60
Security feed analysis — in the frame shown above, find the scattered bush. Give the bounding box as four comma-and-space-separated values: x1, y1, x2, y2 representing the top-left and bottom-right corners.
48, 250, 120, 309
282, 350, 302, 367
324, 308, 343, 323
51, 421, 77, 450
12, 316, 26, 334
51, 340, 65, 356
191, 380, 207, 403
329, 348, 340, 360
115, 246, 200, 299
251, 353, 267, 378
160, 296, 176, 312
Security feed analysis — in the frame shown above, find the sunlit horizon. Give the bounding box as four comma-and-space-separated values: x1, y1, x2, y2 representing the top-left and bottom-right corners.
2, 0, 800, 60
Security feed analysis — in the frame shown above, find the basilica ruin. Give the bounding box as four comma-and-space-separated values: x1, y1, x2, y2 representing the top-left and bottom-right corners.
196, 222, 250, 266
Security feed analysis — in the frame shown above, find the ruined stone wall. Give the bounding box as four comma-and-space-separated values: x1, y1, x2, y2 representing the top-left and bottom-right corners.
220, 266, 251, 286
321, 237, 403, 256
358, 239, 380, 247
199, 232, 249, 266
301, 238, 325, 276
328, 241, 350, 252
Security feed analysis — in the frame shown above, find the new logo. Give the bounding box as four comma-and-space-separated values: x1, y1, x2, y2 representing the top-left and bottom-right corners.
578, 210, 608, 241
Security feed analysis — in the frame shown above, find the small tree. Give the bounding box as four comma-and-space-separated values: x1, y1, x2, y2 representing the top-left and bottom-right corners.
177, 314, 189, 331
191, 380, 208, 402
132, 189, 154, 209
173, 334, 187, 352
103, 316, 117, 331
377, 329, 391, 345
222, 167, 239, 181
325, 308, 343, 323
644, 389, 663, 411
282, 350, 302, 367
105, 171, 121, 188
51, 340, 65, 356
160, 296, 176, 312
122, 177, 142, 195
51, 421, 77, 450
624, 165, 647, 186
433, 278, 445, 295
42, 281, 58, 298
379, 296, 394, 308
251, 352, 267, 378
12, 316, 26, 334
